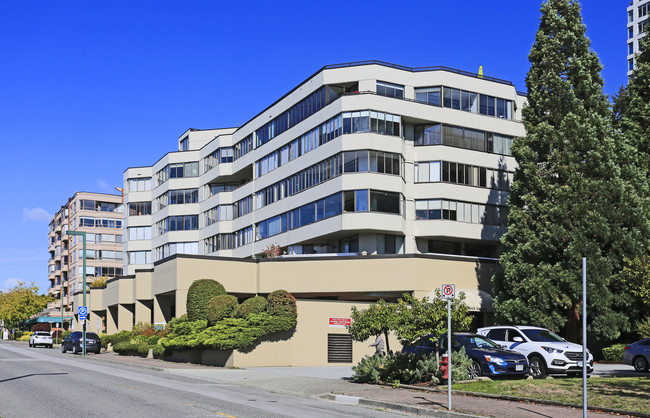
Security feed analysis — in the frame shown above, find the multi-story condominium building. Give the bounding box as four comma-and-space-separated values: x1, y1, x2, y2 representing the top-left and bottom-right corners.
82, 61, 526, 366
628, 0, 649, 75
41, 192, 123, 332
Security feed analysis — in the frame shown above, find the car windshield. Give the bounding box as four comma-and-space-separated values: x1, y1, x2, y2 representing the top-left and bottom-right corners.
456, 335, 499, 349
522, 329, 565, 342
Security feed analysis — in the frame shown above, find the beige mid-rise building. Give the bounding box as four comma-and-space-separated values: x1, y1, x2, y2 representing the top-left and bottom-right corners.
41, 192, 123, 332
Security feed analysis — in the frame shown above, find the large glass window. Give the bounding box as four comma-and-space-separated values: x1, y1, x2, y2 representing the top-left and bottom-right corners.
415, 87, 441, 106
168, 189, 199, 205
128, 226, 152, 241
128, 202, 151, 216
416, 199, 507, 226
128, 251, 151, 265
376, 81, 404, 99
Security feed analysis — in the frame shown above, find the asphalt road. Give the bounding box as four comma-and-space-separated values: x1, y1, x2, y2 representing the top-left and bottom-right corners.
0, 344, 406, 418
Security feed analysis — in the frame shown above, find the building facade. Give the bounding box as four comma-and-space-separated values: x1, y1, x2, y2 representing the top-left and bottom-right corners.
628, 0, 649, 75
42, 192, 123, 332
76, 62, 526, 365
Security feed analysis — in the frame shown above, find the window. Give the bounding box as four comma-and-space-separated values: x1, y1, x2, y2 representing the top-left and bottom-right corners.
376, 81, 404, 99
180, 136, 189, 151
415, 199, 507, 226
168, 189, 199, 205
629, 43, 635, 55
128, 177, 152, 192
640, 19, 649, 35
415, 87, 441, 106
370, 190, 400, 214
640, 3, 649, 18
630, 26, 634, 39
128, 226, 152, 241
234, 134, 253, 160
128, 202, 151, 216
155, 241, 198, 261
128, 251, 151, 265
630, 58, 635, 71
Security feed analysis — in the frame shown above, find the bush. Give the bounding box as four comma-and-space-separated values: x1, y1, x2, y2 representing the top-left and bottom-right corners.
147, 335, 162, 345
207, 295, 239, 325
637, 317, 650, 338
62, 330, 72, 339
234, 296, 267, 318
113, 341, 149, 356
132, 322, 157, 337
32, 323, 51, 332
602, 344, 626, 362
351, 348, 471, 385
99, 333, 109, 349
107, 330, 133, 346
17, 332, 32, 341
267, 290, 297, 317
151, 344, 167, 358
352, 354, 385, 383
186, 279, 227, 321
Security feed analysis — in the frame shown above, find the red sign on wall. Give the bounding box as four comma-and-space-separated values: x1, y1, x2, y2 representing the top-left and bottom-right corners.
329, 317, 351, 328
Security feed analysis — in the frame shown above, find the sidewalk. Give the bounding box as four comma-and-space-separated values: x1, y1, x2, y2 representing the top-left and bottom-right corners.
86, 352, 644, 418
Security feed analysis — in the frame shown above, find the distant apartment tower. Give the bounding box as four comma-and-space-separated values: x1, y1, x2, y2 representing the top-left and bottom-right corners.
628, 0, 649, 75
45, 192, 123, 331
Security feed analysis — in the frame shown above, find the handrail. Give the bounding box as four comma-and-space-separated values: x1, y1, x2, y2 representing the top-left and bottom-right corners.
323, 60, 515, 86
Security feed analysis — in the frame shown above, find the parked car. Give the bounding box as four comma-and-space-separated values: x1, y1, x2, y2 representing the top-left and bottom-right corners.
623, 338, 650, 372
477, 325, 593, 379
29, 331, 53, 348
61, 331, 101, 354
402, 332, 529, 379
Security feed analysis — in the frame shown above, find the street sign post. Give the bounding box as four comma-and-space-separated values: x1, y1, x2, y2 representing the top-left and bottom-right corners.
442, 284, 456, 411
78, 306, 88, 321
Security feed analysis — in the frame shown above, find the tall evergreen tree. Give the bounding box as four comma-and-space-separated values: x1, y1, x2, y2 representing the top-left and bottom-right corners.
493, 0, 650, 344
614, 27, 650, 326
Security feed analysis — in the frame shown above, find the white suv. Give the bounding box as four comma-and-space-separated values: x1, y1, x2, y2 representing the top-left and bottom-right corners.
477, 326, 593, 378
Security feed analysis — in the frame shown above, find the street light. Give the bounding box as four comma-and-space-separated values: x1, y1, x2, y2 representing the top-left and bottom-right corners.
66, 230, 87, 355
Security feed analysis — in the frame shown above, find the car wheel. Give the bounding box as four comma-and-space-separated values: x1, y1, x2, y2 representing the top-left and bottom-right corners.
468, 360, 482, 379
61, 344, 66, 353
633, 356, 649, 372
29, 342, 32, 347
72, 344, 79, 354
529, 355, 547, 379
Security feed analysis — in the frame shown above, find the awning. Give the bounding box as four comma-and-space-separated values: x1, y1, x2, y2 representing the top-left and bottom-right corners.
26, 316, 74, 325
426, 288, 494, 312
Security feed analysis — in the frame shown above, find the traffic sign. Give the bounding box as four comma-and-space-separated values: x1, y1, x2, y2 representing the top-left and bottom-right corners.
78, 306, 88, 321
441, 284, 455, 299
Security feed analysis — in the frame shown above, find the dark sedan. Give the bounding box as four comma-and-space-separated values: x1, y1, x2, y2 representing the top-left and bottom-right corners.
61, 331, 101, 354
403, 332, 529, 378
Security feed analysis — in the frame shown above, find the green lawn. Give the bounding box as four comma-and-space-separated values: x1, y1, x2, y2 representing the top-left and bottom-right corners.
453, 377, 650, 414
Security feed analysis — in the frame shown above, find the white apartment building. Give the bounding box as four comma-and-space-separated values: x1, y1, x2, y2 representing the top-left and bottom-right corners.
122, 61, 525, 273
628, 0, 649, 75
76, 62, 526, 365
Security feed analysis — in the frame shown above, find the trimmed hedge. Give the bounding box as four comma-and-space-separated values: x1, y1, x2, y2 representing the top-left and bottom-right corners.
186, 279, 227, 321
234, 296, 267, 318
602, 344, 626, 362
267, 289, 297, 317
207, 294, 239, 325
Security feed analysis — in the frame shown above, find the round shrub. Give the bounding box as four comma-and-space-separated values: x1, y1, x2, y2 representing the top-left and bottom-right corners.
186, 279, 227, 321
147, 335, 162, 345
267, 289, 297, 317
207, 294, 239, 325
234, 296, 268, 318
108, 330, 133, 345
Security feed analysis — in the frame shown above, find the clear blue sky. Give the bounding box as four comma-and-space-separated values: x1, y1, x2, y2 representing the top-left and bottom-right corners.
0, 1, 628, 294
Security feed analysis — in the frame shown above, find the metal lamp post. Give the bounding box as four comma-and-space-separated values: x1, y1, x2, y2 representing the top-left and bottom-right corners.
66, 230, 87, 355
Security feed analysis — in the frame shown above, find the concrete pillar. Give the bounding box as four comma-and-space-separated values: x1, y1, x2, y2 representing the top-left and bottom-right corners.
175, 289, 188, 317
117, 304, 134, 331
153, 295, 166, 325
135, 300, 152, 325
106, 306, 118, 334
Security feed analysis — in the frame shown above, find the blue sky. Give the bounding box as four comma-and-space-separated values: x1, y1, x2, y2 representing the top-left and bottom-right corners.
0, 1, 628, 294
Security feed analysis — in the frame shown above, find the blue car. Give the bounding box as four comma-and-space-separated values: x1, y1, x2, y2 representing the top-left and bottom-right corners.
403, 332, 529, 379
623, 338, 650, 372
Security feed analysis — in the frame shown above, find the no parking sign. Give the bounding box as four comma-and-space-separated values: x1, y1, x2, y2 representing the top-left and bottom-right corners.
441, 284, 455, 299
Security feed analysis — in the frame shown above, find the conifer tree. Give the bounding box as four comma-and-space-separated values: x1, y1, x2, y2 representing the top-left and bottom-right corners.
493, 0, 650, 343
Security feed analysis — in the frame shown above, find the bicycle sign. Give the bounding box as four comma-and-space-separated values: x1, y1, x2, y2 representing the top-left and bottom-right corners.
441, 284, 455, 299
78, 306, 88, 321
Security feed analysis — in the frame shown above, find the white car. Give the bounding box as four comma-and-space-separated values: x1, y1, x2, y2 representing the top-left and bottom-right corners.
29, 331, 53, 348
477, 326, 593, 378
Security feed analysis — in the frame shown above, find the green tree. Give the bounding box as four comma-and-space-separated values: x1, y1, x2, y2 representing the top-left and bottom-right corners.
0, 282, 52, 330
186, 279, 226, 321
394, 290, 471, 346
348, 299, 398, 354
347, 292, 472, 353
494, 0, 650, 344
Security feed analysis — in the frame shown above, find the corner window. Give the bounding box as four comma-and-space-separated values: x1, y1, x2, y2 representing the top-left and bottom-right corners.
376, 81, 404, 99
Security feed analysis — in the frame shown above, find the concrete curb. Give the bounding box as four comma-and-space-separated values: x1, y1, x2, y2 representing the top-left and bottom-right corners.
387, 383, 650, 418
323, 393, 477, 417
